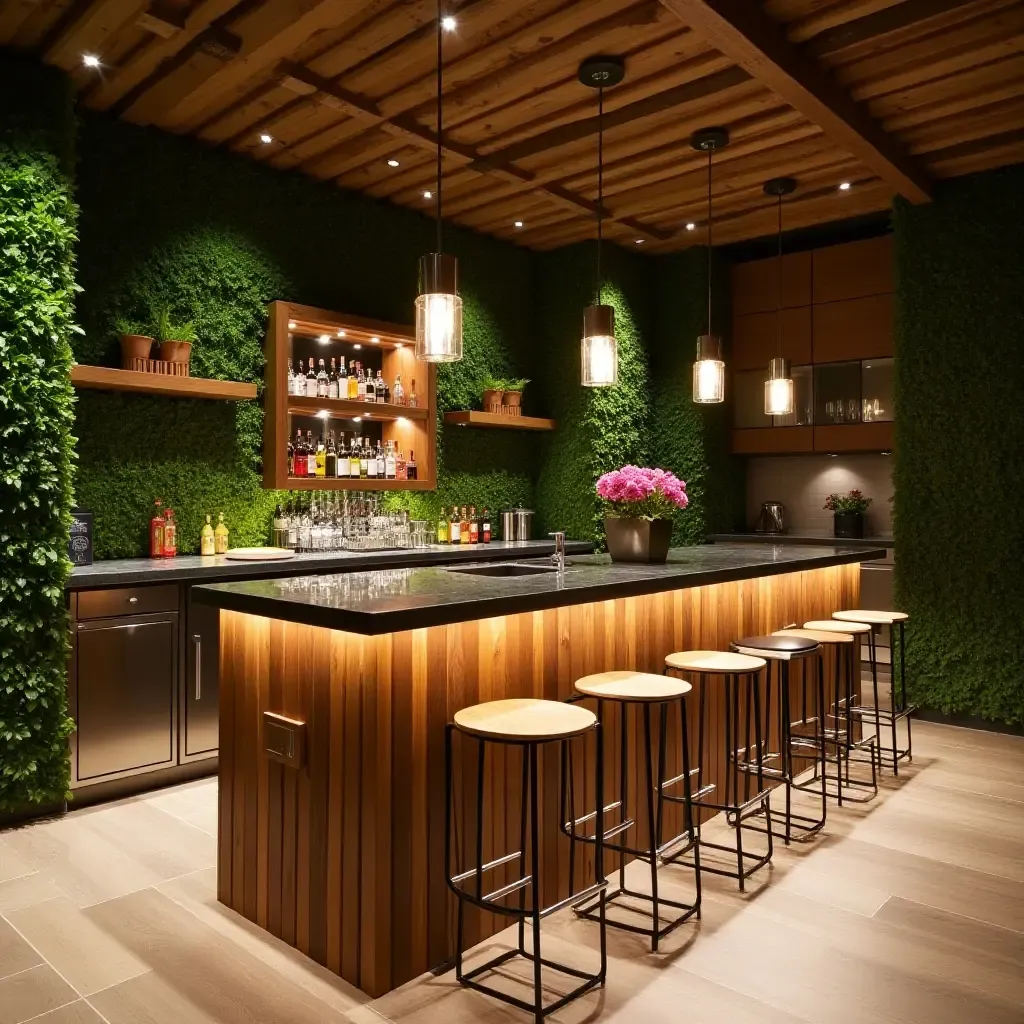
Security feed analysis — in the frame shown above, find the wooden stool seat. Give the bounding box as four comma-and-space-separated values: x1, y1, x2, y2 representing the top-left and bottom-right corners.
833, 609, 908, 625
575, 670, 692, 703
774, 627, 854, 645
454, 698, 595, 741
803, 619, 871, 635
665, 649, 766, 674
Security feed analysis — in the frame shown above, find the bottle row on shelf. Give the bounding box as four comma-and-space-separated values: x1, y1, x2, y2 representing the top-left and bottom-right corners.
436, 505, 492, 545
288, 429, 418, 481
148, 499, 229, 558
287, 357, 417, 407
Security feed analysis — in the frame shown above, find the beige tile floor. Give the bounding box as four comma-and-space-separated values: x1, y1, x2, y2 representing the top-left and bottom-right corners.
1, 719, 1022, 1024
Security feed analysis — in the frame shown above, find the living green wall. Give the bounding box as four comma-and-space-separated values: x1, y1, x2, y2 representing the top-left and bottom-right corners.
893, 165, 1024, 725
73, 114, 537, 556
0, 54, 76, 812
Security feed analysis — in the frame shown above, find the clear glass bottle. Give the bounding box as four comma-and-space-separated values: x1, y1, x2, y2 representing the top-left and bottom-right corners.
317, 359, 328, 398
385, 441, 396, 479
328, 357, 339, 399
375, 371, 386, 404
408, 378, 418, 408
352, 437, 363, 479
303, 430, 314, 477
376, 441, 385, 478
338, 433, 350, 478
286, 359, 295, 396
293, 358, 305, 397
306, 358, 317, 395
366, 439, 377, 478
393, 374, 405, 406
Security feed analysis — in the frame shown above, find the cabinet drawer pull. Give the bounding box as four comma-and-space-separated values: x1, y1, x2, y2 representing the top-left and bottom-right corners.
128, 596, 138, 604
193, 634, 202, 701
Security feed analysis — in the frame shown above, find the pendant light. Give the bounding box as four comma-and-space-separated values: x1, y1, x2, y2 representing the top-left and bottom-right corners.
690, 127, 729, 404
578, 55, 624, 387
763, 177, 796, 416
415, 3, 462, 363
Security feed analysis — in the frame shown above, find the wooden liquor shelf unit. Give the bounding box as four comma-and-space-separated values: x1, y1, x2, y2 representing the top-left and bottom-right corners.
263, 301, 436, 491
443, 410, 555, 431
71, 364, 257, 401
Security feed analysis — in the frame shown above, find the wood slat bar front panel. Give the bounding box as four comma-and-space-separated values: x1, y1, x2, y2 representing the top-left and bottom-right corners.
218, 563, 860, 997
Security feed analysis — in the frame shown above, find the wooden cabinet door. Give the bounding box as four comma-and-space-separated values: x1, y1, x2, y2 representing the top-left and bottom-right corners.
72, 612, 177, 784
183, 599, 219, 759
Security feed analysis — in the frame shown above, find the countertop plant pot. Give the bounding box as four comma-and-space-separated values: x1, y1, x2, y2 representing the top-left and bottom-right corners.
833, 511, 865, 538
483, 388, 504, 412
604, 516, 672, 563
159, 341, 192, 365
503, 390, 522, 408
119, 334, 153, 362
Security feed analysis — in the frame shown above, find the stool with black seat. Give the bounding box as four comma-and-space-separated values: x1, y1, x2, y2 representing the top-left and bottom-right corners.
774, 627, 877, 805
445, 698, 607, 1023
561, 670, 700, 952
832, 609, 914, 775
662, 650, 773, 891
730, 634, 826, 844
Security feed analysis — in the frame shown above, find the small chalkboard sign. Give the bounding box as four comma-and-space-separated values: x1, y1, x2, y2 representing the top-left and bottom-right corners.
69, 508, 93, 566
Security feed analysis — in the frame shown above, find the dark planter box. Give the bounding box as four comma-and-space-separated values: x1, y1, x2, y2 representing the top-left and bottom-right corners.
604, 517, 672, 563
833, 511, 865, 539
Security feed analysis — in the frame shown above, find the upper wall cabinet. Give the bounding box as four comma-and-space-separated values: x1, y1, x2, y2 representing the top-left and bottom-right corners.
732, 306, 812, 371
731, 250, 812, 315
812, 236, 893, 304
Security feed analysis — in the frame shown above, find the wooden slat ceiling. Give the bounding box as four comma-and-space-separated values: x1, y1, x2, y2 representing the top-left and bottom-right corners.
3, 0, 1023, 250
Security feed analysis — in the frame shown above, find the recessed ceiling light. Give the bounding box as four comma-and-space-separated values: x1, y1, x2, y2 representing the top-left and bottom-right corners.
514, 220, 523, 228
353, 416, 362, 422
371, 336, 380, 343
387, 158, 400, 167
318, 410, 330, 419
288, 321, 297, 329
634, 238, 644, 245
353, 343, 362, 350
336, 329, 346, 337
318, 333, 330, 344
82, 54, 100, 68
423, 190, 432, 199
441, 15, 457, 31
397, 416, 409, 425
839, 181, 851, 191
881, 450, 891, 455
829, 453, 839, 457
259, 133, 273, 144
686, 222, 696, 231
396, 342, 404, 349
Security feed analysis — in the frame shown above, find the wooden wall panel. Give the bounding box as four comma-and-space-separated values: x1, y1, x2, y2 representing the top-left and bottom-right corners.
814, 422, 895, 453
812, 235, 894, 304
812, 293, 894, 362
731, 426, 814, 454
218, 563, 860, 997
732, 306, 813, 371
731, 251, 813, 315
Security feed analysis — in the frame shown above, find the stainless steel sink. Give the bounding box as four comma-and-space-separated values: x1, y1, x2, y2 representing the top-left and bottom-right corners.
446, 563, 558, 577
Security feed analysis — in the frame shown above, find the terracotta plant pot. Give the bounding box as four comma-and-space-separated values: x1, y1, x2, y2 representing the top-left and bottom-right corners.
119, 334, 153, 363
483, 388, 504, 413
503, 391, 522, 408
604, 517, 673, 564
159, 341, 192, 365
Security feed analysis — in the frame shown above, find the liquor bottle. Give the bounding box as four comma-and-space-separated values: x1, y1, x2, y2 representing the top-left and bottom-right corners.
347, 359, 358, 400
306, 430, 317, 477
460, 505, 470, 545
358, 439, 368, 478
287, 431, 295, 476
214, 512, 229, 554
367, 439, 378, 478
338, 433, 350, 478
352, 437, 363, 479
385, 441, 396, 479
375, 371, 386, 404
436, 506, 448, 543
163, 508, 177, 557
325, 431, 337, 478
306, 358, 317, 395
469, 505, 479, 544
292, 358, 304, 397
286, 359, 295, 396
273, 504, 288, 549
395, 448, 407, 481
328, 358, 339, 399
286, 499, 297, 548
315, 433, 326, 478
449, 506, 461, 544
357, 364, 366, 401
149, 498, 165, 558
408, 378, 418, 408
384, 382, 391, 404
407, 450, 418, 481
317, 359, 329, 398
482, 507, 491, 543
393, 374, 405, 406
201, 514, 215, 555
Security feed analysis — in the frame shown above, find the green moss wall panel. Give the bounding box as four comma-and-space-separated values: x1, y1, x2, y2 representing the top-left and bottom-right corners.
0, 52, 76, 811
893, 166, 1024, 726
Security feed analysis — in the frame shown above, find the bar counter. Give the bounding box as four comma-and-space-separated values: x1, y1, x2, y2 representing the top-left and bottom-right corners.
198, 543, 880, 997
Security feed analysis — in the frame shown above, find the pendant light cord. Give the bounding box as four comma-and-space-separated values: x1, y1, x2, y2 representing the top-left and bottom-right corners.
596, 85, 604, 307
435, 2, 443, 254
776, 191, 782, 357
706, 148, 713, 336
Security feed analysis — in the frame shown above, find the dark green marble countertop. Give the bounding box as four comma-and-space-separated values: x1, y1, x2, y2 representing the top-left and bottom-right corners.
194, 543, 884, 635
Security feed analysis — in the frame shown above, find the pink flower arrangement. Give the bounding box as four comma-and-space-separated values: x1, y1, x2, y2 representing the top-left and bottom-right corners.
596, 465, 688, 520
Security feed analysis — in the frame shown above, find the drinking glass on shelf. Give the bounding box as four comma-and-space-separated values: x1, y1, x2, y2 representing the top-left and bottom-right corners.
848, 398, 859, 422
825, 400, 835, 422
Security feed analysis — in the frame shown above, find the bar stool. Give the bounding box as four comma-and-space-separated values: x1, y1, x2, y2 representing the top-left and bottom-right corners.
663, 650, 773, 891
803, 620, 879, 797
774, 628, 877, 804
562, 670, 700, 951
446, 698, 607, 1022
730, 634, 825, 844
833, 609, 914, 774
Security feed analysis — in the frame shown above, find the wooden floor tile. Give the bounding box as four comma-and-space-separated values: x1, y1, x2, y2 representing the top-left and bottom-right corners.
0, 964, 77, 1024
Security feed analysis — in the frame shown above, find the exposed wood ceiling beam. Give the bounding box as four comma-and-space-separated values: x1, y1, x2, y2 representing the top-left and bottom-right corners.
276, 61, 674, 240
657, 0, 933, 202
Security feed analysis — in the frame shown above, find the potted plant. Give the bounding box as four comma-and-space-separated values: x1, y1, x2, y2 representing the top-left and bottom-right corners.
115, 317, 154, 364
156, 306, 197, 371
481, 373, 505, 413
502, 378, 529, 415
824, 489, 872, 538
597, 465, 688, 563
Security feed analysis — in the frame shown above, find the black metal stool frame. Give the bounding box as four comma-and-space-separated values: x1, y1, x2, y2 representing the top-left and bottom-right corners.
822, 639, 878, 804
664, 666, 774, 892
444, 723, 608, 1022
560, 695, 701, 951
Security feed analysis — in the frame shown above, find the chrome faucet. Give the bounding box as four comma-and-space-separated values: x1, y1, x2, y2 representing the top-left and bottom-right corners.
550, 531, 566, 573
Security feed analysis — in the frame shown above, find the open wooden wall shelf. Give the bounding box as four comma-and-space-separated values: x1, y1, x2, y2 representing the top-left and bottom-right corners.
71, 364, 257, 401
443, 410, 555, 431
263, 301, 436, 492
